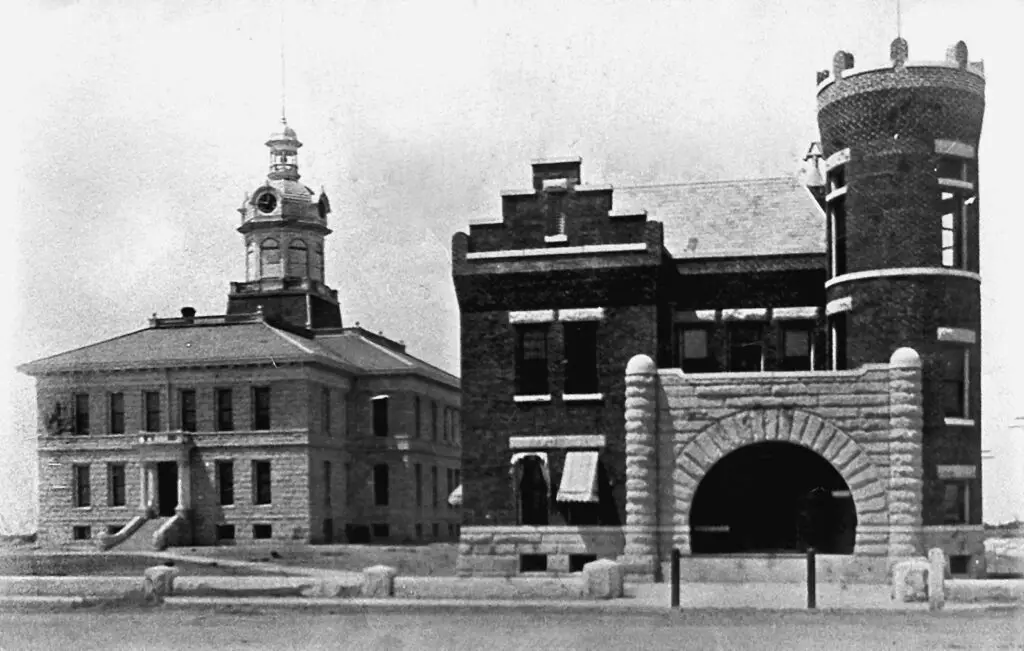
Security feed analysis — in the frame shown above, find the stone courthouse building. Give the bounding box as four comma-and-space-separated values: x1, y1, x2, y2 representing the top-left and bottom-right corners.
453, 39, 986, 581
19, 121, 462, 549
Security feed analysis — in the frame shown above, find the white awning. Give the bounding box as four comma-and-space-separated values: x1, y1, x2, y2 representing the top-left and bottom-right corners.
448, 484, 462, 507
557, 451, 599, 503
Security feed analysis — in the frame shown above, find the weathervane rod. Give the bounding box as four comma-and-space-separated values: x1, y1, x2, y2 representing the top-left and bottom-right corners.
279, 0, 287, 124
896, 0, 902, 38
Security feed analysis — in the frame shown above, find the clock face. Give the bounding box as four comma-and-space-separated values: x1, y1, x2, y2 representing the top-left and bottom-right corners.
256, 192, 277, 214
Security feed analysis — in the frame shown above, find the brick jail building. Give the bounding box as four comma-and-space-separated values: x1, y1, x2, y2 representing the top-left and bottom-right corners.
19, 121, 462, 548
454, 39, 986, 580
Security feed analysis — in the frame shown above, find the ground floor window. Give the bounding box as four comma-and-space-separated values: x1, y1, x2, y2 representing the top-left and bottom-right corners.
514, 455, 549, 526
73, 525, 91, 540
252, 524, 272, 539
217, 524, 236, 541
73, 465, 91, 508
941, 481, 970, 525
372, 523, 390, 539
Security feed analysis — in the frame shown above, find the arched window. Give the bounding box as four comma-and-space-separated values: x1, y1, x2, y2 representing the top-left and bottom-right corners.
259, 238, 281, 278
287, 239, 308, 278
311, 242, 324, 282
246, 241, 257, 281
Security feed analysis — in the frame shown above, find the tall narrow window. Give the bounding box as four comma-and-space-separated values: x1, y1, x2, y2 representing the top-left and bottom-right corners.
107, 464, 125, 507
218, 461, 234, 506
940, 191, 973, 269
180, 389, 196, 432
446, 468, 454, 509
431, 466, 439, 509
345, 462, 352, 506
829, 313, 848, 370
780, 322, 814, 371
252, 460, 272, 505
515, 326, 549, 395
109, 393, 124, 434
373, 464, 389, 506
941, 481, 969, 524
144, 391, 160, 432
216, 389, 234, 432
372, 396, 389, 437
939, 346, 970, 419
727, 323, 764, 372
323, 461, 332, 508
321, 386, 331, 437
415, 463, 423, 507
677, 326, 718, 373
414, 396, 421, 438
259, 238, 282, 278
287, 239, 309, 278
564, 322, 599, 394
246, 241, 257, 281
827, 163, 848, 278
73, 465, 90, 508
311, 243, 324, 282
73, 394, 89, 436
431, 401, 438, 441
253, 387, 271, 430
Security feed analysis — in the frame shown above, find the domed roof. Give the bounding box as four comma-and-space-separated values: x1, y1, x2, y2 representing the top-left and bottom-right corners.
266, 118, 302, 147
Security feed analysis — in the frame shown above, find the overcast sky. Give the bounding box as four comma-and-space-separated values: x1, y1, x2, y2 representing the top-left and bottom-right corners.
2, 0, 1021, 531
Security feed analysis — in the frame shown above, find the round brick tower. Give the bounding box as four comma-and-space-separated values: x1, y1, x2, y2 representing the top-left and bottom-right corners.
816, 38, 986, 555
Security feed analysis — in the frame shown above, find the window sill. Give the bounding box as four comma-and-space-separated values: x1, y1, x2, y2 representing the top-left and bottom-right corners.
514, 394, 552, 404
544, 234, 568, 244
944, 417, 975, 427
562, 393, 604, 403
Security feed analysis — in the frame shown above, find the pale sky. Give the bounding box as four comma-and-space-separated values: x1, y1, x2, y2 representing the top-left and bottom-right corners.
2, 0, 1022, 532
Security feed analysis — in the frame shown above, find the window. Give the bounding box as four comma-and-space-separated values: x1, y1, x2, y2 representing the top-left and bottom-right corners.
780, 322, 814, 371
345, 463, 352, 506
373, 464, 389, 506
372, 523, 390, 539
287, 239, 308, 277
253, 524, 273, 539
432, 522, 440, 539
415, 523, 423, 539
547, 195, 566, 236
180, 389, 196, 432
827, 165, 847, 277
829, 313, 848, 370
727, 323, 764, 372
311, 243, 324, 282
322, 387, 331, 437
431, 401, 438, 440
443, 408, 450, 442
936, 156, 967, 182
109, 393, 124, 435
74, 394, 89, 436
515, 325, 549, 395
939, 346, 970, 419
564, 322, 599, 394
73, 465, 90, 508
107, 464, 125, 507
446, 468, 454, 510
144, 391, 160, 432
415, 396, 421, 438
323, 461, 332, 508
431, 466, 438, 509
453, 411, 460, 446
260, 238, 282, 278
415, 463, 423, 507
246, 241, 257, 281
217, 524, 235, 541
218, 461, 234, 506
216, 389, 234, 432
252, 387, 271, 430
73, 526, 91, 540
678, 326, 718, 373
941, 481, 969, 525
372, 396, 389, 437
940, 190, 973, 269
252, 460, 272, 505
454, 469, 460, 493
516, 456, 549, 525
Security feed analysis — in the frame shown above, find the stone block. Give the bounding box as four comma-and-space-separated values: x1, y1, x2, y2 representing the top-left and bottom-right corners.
928, 548, 946, 611
362, 565, 397, 598
890, 559, 930, 602
143, 564, 179, 599
548, 554, 570, 573
583, 559, 623, 600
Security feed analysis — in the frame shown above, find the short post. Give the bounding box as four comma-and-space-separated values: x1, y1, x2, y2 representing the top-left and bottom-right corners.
806, 547, 817, 609
670, 548, 681, 608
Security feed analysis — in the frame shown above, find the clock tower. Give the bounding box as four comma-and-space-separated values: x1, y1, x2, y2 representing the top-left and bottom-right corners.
226, 118, 343, 330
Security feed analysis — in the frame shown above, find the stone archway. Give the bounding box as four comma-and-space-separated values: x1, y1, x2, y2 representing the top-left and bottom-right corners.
671, 409, 889, 555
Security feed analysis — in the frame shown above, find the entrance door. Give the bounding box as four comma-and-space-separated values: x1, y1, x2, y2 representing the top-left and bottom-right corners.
157, 462, 178, 517
690, 442, 856, 554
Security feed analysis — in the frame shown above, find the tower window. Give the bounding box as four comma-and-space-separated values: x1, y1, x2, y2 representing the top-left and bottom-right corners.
939, 346, 970, 419
259, 238, 282, 278
828, 313, 848, 370
246, 242, 257, 281
515, 325, 550, 395
940, 191, 972, 269
827, 164, 848, 278
564, 322, 599, 394
727, 323, 764, 372
287, 239, 308, 278
311, 243, 324, 282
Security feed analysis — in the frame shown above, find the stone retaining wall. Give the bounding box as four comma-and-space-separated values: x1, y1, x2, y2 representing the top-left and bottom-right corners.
457, 526, 625, 577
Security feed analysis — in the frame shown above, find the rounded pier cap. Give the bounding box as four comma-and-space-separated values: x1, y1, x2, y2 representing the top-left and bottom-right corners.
626, 354, 656, 375
890, 347, 922, 368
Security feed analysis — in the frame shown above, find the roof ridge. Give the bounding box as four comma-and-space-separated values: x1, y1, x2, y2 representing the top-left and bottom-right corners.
262, 322, 320, 356
619, 175, 799, 191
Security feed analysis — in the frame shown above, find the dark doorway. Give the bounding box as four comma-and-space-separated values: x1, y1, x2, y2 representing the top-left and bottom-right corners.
157, 462, 178, 517
322, 518, 334, 544
518, 456, 549, 525
690, 442, 856, 554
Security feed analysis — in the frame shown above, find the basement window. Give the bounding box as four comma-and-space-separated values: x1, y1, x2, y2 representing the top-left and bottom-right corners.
520, 554, 548, 572
252, 524, 272, 540
72, 526, 91, 540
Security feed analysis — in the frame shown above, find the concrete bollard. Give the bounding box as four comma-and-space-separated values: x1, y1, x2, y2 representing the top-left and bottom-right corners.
890, 559, 930, 602
928, 548, 946, 611
143, 564, 179, 599
583, 559, 623, 600
362, 565, 397, 598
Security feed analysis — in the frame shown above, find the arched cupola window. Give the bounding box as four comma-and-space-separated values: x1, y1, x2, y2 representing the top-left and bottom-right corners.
260, 238, 282, 279
246, 241, 257, 281
287, 239, 309, 278
311, 242, 324, 282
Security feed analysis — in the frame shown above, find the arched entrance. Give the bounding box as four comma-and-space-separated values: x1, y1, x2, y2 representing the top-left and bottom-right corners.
690, 442, 856, 554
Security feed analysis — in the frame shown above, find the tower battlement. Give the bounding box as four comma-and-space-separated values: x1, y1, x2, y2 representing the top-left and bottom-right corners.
817, 39, 985, 110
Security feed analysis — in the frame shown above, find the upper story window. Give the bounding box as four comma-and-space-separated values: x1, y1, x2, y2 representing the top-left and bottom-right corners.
180, 389, 196, 432
727, 323, 764, 372
252, 460, 272, 505
939, 345, 971, 420
780, 321, 815, 371
321, 386, 331, 437
828, 312, 848, 370
432, 401, 439, 440
563, 322, 599, 394
259, 238, 282, 278
515, 325, 549, 395
934, 150, 975, 270
677, 326, 718, 373
246, 242, 257, 281
216, 389, 234, 432
252, 387, 271, 431
109, 393, 124, 435
825, 151, 849, 278
373, 463, 390, 506
414, 396, 421, 438
144, 391, 160, 432
311, 243, 324, 282
372, 396, 389, 437
74, 393, 89, 436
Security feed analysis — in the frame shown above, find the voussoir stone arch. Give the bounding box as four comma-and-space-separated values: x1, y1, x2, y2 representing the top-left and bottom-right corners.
671, 408, 889, 554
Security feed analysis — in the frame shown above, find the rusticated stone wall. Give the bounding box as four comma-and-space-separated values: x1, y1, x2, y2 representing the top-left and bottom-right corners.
457, 526, 625, 577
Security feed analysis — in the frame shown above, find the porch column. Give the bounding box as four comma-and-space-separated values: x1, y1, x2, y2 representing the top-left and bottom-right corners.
621, 354, 659, 582
147, 464, 158, 512
176, 458, 191, 512
887, 347, 925, 557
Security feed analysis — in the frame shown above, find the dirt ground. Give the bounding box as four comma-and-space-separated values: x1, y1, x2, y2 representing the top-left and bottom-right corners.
173, 542, 459, 576
0, 553, 284, 577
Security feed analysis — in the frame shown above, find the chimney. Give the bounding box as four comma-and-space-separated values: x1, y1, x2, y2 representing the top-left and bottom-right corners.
180, 306, 196, 324
531, 157, 582, 193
